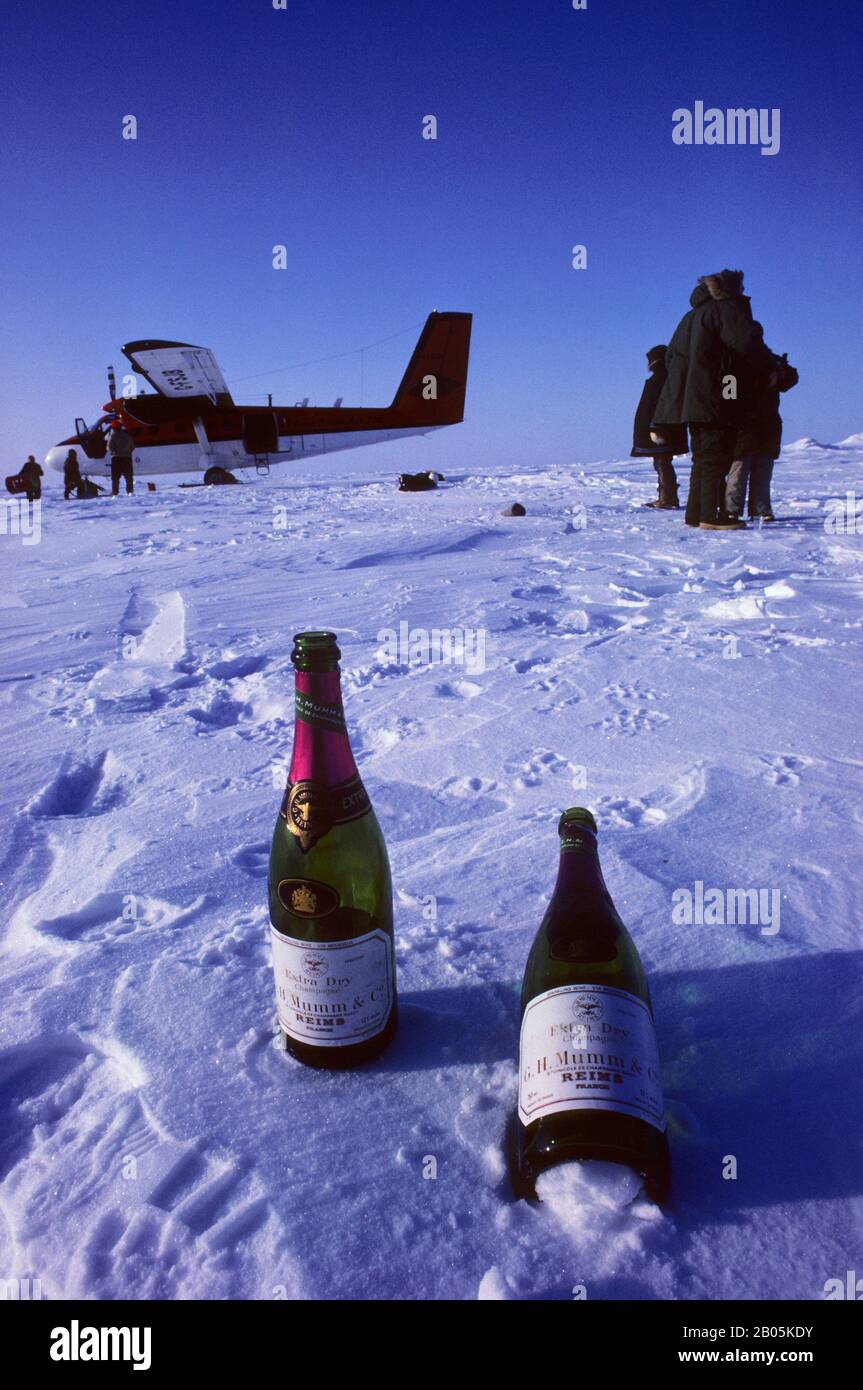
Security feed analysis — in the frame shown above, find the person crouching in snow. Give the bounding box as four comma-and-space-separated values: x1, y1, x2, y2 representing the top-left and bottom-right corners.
631, 345, 688, 509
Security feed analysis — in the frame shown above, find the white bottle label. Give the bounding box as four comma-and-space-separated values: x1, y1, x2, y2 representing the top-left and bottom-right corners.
518, 983, 666, 1132
270, 926, 394, 1047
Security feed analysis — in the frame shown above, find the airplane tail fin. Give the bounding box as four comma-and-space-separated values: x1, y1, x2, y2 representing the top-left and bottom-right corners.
390, 312, 472, 424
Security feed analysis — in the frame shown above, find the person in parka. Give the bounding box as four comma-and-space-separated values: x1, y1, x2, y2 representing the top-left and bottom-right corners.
20, 455, 43, 501
631, 344, 689, 508
652, 269, 780, 530
726, 334, 798, 521
63, 447, 83, 499
108, 421, 135, 496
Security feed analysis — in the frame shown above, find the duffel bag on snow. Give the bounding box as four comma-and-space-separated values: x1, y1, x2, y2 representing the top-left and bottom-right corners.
398, 471, 438, 492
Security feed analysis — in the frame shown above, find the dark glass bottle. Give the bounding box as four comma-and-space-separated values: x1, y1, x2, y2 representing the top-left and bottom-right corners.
516, 808, 670, 1202
267, 632, 396, 1067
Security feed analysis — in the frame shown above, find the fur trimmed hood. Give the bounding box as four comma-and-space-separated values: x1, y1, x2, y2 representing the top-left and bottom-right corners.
699, 269, 746, 300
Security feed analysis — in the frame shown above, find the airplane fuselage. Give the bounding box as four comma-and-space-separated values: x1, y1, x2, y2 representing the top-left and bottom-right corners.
47, 420, 440, 478
44, 311, 472, 480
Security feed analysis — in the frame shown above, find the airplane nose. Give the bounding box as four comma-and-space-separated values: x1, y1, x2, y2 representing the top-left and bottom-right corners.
45, 445, 68, 472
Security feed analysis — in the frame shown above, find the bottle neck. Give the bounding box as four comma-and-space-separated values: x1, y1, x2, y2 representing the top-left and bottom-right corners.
288, 669, 359, 785
545, 826, 622, 962
553, 827, 608, 897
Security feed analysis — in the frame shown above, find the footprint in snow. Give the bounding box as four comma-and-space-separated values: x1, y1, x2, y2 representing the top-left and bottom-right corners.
504, 749, 571, 788
188, 692, 248, 729
206, 653, 269, 680
35, 891, 209, 944
118, 590, 187, 667
760, 753, 812, 787
594, 706, 669, 737
595, 796, 668, 829
594, 682, 668, 737
178, 909, 267, 971
232, 842, 270, 878
434, 679, 483, 699
0, 1031, 302, 1299
441, 775, 499, 797
593, 766, 707, 831
511, 583, 562, 600
28, 750, 127, 818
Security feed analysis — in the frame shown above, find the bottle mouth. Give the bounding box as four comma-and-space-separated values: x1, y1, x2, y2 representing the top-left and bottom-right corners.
558, 806, 598, 836
291, 630, 341, 671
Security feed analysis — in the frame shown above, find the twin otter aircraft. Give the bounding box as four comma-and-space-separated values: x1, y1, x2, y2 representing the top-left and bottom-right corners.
45, 311, 471, 481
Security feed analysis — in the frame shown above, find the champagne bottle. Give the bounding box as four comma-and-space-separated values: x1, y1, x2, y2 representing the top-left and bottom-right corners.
268, 631, 397, 1067
517, 808, 670, 1202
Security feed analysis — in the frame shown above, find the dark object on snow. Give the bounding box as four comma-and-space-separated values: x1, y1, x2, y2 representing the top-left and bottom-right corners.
503, 502, 526, 516
203, 465, 239, 485
79, 478, 104, 499
398, 471, 438, 492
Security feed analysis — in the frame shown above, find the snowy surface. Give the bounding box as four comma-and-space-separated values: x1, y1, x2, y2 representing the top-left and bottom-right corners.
1, 438, 861, 1301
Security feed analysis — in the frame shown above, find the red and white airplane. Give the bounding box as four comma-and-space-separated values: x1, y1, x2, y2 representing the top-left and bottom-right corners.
45, 311, 471, 481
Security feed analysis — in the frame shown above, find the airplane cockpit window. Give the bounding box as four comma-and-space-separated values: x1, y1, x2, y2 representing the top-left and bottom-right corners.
75, 416, 109, 460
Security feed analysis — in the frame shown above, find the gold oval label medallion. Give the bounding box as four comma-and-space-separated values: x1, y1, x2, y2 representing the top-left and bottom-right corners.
277, 877, 340, 919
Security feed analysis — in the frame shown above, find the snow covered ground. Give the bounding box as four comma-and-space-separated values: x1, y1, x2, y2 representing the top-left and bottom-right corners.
1, 437, 861, 1301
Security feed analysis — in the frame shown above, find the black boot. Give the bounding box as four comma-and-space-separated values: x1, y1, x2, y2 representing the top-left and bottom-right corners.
658, 477, 680, 509
656, 457, 680, 509
644, 456, 680, 509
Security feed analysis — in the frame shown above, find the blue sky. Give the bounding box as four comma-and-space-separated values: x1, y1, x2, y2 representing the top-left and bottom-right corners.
1, 0, 861, 473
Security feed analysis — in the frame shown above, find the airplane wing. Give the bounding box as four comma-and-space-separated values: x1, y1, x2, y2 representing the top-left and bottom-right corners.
121, 340, 234, 408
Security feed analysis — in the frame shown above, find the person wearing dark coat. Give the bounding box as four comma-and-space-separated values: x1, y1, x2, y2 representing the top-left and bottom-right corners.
652, 269, 779, 529
631, 345, 688, 508
20, 455, 43, 501
63, 447, 83, 499
726, 335, 798, 521
108, 423, 135, 496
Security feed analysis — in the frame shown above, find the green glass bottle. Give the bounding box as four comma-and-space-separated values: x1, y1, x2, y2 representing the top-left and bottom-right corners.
267, 631, 397, 1067
516, 808, 670, 1202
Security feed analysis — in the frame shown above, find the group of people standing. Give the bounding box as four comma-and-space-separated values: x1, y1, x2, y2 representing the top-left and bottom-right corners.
8, 423, 137, 505
632, 268, 798, 529
60, 422, 136, 499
